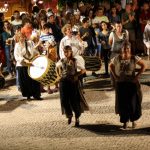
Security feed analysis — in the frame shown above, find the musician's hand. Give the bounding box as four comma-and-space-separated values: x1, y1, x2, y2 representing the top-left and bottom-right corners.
24, 59, 33, 66
27, 62, 33, 66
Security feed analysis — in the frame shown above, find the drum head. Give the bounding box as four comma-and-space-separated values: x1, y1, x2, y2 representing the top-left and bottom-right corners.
29, 56, 48, 79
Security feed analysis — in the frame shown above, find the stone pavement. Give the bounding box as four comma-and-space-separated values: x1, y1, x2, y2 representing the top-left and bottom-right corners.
0, 57, 150, 150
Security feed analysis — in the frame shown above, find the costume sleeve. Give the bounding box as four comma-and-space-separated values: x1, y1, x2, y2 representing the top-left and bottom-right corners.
75, 55, 85, 70
135, 56, 142, 63
56, 60, 62, 68
110, 56, 117, 65
14, 43, 25, 64
59, 38, 65, 59
143, 25, 149, 48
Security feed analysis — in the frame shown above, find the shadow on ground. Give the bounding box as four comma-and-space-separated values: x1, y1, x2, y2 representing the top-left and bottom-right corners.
0, 100, 27, 112
79, 123, 150, 136
84, 79, 111, 90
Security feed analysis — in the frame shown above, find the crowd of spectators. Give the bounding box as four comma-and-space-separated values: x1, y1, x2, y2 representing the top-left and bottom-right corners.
0, 0, 149, 79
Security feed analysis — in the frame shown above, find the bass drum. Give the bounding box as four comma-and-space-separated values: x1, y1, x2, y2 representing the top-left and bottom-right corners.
83, 56, 101, 71
28, 55, 57, 86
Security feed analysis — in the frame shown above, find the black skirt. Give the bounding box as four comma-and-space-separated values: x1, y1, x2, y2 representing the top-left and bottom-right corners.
17, 66, 41, 98
59, 78, 89, 118
116, 81, 142, 123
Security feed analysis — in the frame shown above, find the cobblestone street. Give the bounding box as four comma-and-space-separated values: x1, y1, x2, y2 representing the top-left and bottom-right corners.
0, 59, 150, 150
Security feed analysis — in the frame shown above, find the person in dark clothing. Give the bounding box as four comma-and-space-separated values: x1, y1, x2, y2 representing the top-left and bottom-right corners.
1, 20, 15, 77
109, 41, 146, 129
79, 17, 98, 76
47, 12, 63, 59
0, 13, 4, 66
79, 17, 97, 56
0, 13, 4, 34
56, 45, 89, 127
99, 21, 111, 76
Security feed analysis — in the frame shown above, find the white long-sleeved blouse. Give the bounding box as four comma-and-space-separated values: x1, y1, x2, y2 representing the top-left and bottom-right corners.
14, 41, 39, 67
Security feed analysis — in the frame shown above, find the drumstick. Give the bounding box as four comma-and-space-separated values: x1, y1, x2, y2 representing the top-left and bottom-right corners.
32, 64, 45, 69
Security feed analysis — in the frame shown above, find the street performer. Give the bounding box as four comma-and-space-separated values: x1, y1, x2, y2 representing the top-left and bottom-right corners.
14, 32, 42, 100
56, 45, 89, 127
109, 41, 146, 129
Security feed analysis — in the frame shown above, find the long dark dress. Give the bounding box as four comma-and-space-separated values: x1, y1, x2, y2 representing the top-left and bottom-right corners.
112, 55, 142, 123
58, 58, 89, 118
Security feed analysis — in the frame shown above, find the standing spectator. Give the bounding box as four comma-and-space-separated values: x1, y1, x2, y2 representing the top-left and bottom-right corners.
0, 13, 5, 65
79, 17, 97, 56
92, 21, 101, 59
1, 21, 14, 78
0, 13, 4, 34
122, 3, 136, 54
92, 7, 109, 24
109, 21, 129, 59
99, 21, 111, 76
139, 2, 150, 33
109, 41, 146, 129
87, 9, 95, 26
11, 10, 22, 33
79, 17, 98, 76
78, 1, 87, 16
108, 5, 121, 25
74, 9, 82, 28
115, 1, 125, 21
47, 11, 63, 59
143, 20, 150, 55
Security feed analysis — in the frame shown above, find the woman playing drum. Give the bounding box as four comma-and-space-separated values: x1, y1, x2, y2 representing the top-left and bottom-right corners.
14, 32, 42, 100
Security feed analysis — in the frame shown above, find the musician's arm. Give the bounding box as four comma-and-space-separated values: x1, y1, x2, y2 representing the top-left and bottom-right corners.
59, 39, 65, 59
56, 60, 63, 80
14, 43, 25, 64
14, 43, 32, 66
34, 40, 42, 49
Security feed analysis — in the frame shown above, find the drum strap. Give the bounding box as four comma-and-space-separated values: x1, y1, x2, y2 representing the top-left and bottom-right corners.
24, 40, 31, 60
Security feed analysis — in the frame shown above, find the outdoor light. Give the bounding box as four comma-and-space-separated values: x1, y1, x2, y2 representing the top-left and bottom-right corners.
38, 0, 43, 4
4, 2, 9, 8
0, 1, 9, 13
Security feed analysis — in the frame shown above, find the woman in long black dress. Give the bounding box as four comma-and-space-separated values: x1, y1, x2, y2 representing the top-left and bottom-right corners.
56, 45, 89, 127
109, 41, 146, 129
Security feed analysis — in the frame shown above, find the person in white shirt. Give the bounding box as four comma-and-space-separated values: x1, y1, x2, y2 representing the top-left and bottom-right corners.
92, 7, 109, 24
143, 20, 150, 55
11, 10, 22, 33
59, 23, 87, 70
14, 32, 42, 100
